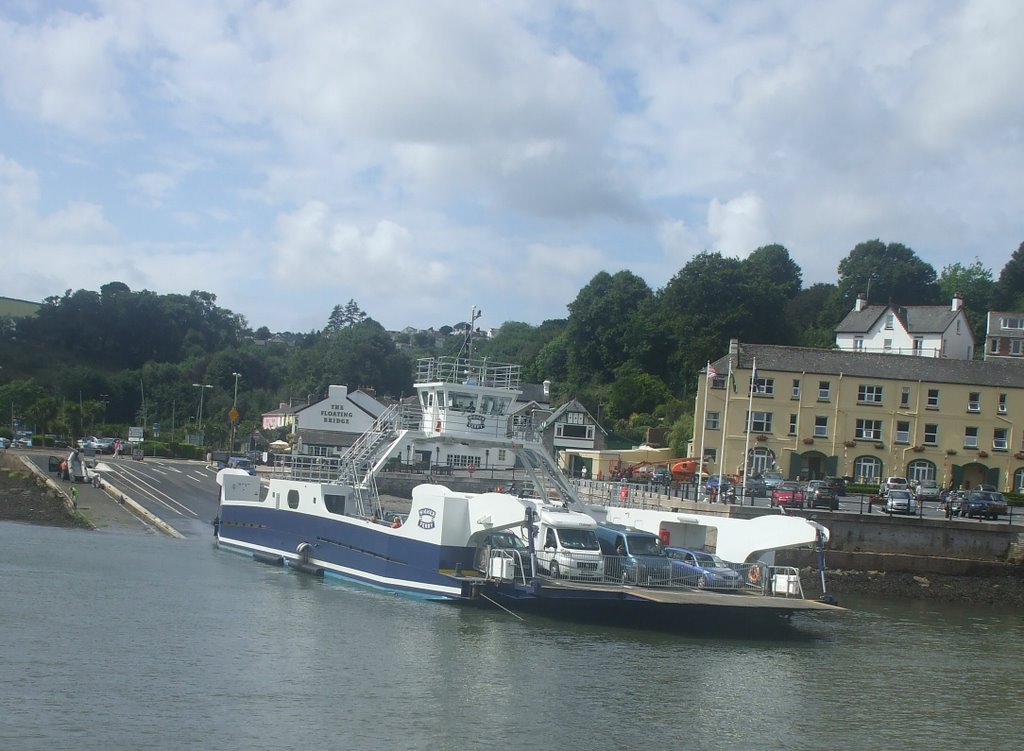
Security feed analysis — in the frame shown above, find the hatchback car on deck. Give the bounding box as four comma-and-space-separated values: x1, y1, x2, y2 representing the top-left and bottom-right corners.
664, 547, 743, 590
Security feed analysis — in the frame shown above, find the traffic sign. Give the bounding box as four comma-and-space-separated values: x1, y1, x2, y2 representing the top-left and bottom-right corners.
229, 407, 239, 423
152, 422, 160, 437
128, 426, 144, 443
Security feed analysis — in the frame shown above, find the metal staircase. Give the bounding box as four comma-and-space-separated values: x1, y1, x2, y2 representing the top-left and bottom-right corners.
336, 403, 416, 515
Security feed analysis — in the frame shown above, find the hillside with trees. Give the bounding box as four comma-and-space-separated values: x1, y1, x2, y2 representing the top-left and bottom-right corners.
1, 239, 1019, 456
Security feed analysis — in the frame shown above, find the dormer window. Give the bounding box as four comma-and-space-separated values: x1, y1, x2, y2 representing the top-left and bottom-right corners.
884, 313, 894, 330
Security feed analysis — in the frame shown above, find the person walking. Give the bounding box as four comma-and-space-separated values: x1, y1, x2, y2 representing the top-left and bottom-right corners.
70, 485, 79, 509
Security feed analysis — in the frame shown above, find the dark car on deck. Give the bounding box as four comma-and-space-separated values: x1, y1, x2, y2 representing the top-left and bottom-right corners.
805, 480, 839, 510
771, 481, 805, 509
742, 476, 768, 498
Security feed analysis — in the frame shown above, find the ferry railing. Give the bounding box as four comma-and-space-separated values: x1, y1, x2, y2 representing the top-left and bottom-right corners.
534, 550, 605, 583
602, 556, 673, 587
483, 549, 534, 584
735, 563, 804, 598
415, 356, 521, 389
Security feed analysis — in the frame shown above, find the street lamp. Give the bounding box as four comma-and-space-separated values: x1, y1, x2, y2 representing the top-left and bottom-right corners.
192, 383, 213, 443
99, 394, 109, 428
230, 372, 241, 452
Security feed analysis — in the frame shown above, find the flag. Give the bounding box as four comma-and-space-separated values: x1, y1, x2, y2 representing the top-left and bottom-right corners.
730, 371, 737, 393
707, 366, 717, 379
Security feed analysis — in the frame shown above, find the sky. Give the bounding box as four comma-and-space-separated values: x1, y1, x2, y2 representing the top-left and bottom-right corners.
2, 1, 1022, 334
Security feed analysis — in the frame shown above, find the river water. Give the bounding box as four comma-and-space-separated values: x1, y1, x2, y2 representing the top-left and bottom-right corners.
1, 521, 1021, 751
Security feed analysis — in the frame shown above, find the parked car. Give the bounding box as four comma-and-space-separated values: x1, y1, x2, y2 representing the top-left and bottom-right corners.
805, 480, 839, 510
475, 531, 534, 578
762, 470, 785, 491
651, 467, 671, 486
960, 491, 1008, 520
824, 476, 847, 496
880, 476, 909, 496
914, 480, 941, 502
596, 523, 673, 585
663, 547, 743, 590
770, 481, 805, 509
884, 489, 917, 515
742, 476, 768, 498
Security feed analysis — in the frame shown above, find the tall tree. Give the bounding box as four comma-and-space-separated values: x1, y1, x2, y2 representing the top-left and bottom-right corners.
992, 241, 1024, 311
563, 271, 654, 386
938, 258, 994, 339
834, 240, 941, 311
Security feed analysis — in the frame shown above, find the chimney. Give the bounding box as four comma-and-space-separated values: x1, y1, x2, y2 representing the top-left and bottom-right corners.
854, 293, 867, 312
729, 339, 739, 355
952, 292, 963, 312
542, 379, 551, 400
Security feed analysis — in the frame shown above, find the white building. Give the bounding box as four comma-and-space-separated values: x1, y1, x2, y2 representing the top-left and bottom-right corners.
834, 294, 974, 360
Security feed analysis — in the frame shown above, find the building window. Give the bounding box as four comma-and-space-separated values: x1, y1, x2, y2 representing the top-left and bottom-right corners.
924, 424, 938, 445
991, 338, 1000, 353
749, 447, 774, 475
926, 389, 939, 408
703, 447, 717, 463
752, 376, 774, 395
913, 336, 924, 354
747, 411, 773, 433
855, 419, 882, 440
791, 379, 800, 399
956, 320, 961, 334
901, 386, 910, 408
885, 313, 894, 330
813, 416, 828, 438
999, 393, 1007, 414
1003, 317, 1024, 329
964, 427, 978, 449
1013, 340, 1023, 355
788, 414, 797, 436
883, 338, 893, 352
854, 336, 864, 351
1015, 467, 1024, 493
497, 449, 507, 462
994, 428, 1008, 451
907, 459, 935, 483
895, 421, 910, 444
710, 376, 726, 390
854, 456, 882, 483
857, 384, 883, 404
818, 381, 831, 400
705, 411, 720, 430
967, 392, 980, 412
555, 423, 594, 440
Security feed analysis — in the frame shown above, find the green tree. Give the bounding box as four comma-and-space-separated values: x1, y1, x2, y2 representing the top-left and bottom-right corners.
992, 241, 1024, 311
938, 258, 994, 339
605, 368, 672, 421
564, 271, 654, 386
784, 283, 841, 347
834, 239, 941, 312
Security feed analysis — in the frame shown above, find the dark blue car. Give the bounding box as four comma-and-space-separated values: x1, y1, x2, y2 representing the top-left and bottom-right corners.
664, 546, 744, 590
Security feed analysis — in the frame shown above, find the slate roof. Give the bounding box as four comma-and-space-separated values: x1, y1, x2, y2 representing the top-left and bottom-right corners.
711, 342, 1024, 389
834, 303, 964, 335
538, 399, 607, 434
986, 312, 1024, 339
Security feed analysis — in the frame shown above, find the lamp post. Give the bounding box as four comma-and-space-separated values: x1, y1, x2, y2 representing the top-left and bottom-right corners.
230, 372, 241, 452
192, 383, 213, 444
99, 394, 109, 430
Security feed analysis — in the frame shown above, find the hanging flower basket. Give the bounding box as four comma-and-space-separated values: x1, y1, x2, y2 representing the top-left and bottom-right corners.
756, 434, 768, 442
802, 437, 814, 445
843, 440, 856, 448
874, 442, 884, 450
1015, 451, 1024, 460
946, 448, 957, 455
912, 445, 924, 452
978, 450, 988, 458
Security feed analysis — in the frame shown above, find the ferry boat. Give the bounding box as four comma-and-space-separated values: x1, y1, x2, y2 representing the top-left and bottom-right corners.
215, 354, 842, 628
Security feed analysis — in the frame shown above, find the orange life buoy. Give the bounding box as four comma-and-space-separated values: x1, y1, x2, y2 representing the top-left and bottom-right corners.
748, 564, 762, 584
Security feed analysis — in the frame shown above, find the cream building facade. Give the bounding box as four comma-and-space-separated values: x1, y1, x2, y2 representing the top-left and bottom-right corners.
694, 340, 1024, 492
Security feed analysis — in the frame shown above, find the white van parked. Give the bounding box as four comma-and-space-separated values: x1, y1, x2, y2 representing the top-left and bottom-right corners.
526, 503, 605, 581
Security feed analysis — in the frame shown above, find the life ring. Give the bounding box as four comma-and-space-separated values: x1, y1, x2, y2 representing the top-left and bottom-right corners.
748, 564, 762, 584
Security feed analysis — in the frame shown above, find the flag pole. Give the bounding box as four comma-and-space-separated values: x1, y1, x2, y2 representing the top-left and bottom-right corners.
742, 356, 756, 503
698, 361, 710, 492
718, 359, 732, 501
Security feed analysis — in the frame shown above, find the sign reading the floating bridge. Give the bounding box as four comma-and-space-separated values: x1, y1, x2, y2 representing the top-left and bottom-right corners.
128, 426, 144, 443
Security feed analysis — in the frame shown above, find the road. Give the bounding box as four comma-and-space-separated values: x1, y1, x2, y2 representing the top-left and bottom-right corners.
22, 450, 221, 538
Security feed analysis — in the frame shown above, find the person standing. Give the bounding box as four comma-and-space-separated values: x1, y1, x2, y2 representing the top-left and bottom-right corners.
70, 485, 79, 509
